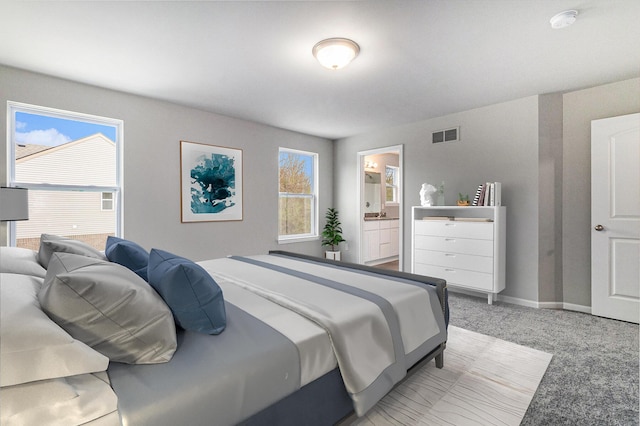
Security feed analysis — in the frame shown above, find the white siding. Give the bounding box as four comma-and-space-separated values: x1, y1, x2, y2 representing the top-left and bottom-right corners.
17, 190, 115, 239
16, 134, 116, 186
15, 133, 117, 242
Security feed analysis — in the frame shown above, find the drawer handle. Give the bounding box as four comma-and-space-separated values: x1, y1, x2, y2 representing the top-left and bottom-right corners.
444, 223, 456, 227
445, 269, 456, 272
444, 253, 456, 257
445, 238, 456, 242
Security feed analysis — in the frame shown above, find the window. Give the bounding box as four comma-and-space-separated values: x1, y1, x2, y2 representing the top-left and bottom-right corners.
278, 148, 318, 241
8, 102, 123, 250
385, 165, 399, 204
101, 192, 114, 211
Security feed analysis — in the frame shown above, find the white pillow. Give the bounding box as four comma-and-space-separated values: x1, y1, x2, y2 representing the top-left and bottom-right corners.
0, 273, 109, 387
0, 246, 46, 278
39, 253, 177, 364
37, 234, 106, 269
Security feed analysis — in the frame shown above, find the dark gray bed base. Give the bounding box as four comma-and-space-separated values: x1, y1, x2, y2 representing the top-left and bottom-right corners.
238, 251, 449, 426
240, 344, 446, 426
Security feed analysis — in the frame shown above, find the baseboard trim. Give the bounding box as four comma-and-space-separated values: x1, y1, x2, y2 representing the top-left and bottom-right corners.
561, 303, 592, 315
537, 301, 564, 310
497, 294, 541, 309
449, 288, 592, 313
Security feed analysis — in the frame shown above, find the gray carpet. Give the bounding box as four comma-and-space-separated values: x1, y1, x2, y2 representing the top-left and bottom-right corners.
447, 292, 639, 426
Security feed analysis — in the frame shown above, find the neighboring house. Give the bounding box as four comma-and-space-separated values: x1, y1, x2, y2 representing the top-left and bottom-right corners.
15, 133, 116, 250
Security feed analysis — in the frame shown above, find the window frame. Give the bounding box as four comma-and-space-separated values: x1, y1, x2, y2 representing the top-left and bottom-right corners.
277, 147, 319, 243
7, 101, 124, 246
385, 165, 400, 205
101, 192, 114, 211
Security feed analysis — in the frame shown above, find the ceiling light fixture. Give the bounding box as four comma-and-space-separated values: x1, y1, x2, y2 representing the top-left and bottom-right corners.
550, 10, 578, 29
312, 38, 360, 70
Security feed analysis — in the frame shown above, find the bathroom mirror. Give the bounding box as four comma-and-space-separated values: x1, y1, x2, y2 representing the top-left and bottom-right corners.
364, 172, 381, 214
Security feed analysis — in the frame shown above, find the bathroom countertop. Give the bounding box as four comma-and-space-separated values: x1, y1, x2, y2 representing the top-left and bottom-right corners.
363, 216, 399, 221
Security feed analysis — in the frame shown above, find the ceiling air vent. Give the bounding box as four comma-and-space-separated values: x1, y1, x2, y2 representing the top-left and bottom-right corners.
432, 126, 460, 144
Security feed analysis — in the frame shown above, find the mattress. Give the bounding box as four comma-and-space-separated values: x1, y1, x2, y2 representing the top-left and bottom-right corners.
108, 253, 447, 425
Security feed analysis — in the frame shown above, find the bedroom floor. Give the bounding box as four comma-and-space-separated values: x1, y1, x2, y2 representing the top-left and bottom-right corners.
447, 292, 640, 425
374, 260, 399, 271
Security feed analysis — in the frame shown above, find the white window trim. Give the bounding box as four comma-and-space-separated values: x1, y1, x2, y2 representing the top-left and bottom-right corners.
277, 147, 319, 243
7, 101, 124, 246
385, 165, 400, 205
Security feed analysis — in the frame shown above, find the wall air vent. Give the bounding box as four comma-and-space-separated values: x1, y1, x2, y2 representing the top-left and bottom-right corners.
432, 126, 460, 144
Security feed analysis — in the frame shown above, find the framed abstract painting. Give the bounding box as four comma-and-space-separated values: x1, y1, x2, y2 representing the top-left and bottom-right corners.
180, 140, 243, 222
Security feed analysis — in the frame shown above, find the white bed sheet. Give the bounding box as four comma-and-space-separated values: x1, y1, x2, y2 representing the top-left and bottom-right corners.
0, 372, 119, 426
199, 255, 446, 416
200, 260, 338, 386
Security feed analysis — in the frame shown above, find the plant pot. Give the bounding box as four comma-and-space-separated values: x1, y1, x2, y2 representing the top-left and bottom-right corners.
457, 200, 470, 206
325, 251, 341, 261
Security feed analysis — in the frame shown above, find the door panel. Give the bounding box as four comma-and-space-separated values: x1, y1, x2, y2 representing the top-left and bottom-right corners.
611, 239, 640, 299
591, 113, 640, 324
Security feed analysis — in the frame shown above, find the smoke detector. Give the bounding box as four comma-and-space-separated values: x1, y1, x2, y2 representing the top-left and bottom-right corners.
550, 10, 578, 29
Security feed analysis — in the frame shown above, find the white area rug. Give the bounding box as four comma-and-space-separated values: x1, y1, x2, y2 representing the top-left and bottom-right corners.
353, 326, 553, 426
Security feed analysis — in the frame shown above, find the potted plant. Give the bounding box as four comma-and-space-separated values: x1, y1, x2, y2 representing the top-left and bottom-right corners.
457, 193, 470, 206
322, 207, 346, 260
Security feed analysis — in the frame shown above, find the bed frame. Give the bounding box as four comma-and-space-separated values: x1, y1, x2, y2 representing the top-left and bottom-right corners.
238, 251, 449, 425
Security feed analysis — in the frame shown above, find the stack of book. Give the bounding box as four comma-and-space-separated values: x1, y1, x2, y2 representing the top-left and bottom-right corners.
471, 182, 501, 206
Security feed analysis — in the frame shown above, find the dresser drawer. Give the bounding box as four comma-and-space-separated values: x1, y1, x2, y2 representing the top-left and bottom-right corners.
415, 220, 493, 240
414, 235, 493, 256
414, 249, 494, 273
414, 264, 494, 291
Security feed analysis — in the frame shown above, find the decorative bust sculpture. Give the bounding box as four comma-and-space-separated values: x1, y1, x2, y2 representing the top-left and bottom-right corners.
420, 183, 437, 206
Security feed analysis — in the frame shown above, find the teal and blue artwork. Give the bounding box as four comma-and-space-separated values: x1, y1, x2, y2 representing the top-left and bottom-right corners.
181, 141, 243, 222
190, 153, 236, 214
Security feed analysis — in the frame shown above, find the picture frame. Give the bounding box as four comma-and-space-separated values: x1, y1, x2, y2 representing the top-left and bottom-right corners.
180, 140, 243, 222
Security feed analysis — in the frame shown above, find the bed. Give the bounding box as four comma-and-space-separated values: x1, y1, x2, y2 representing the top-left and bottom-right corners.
0, 236, 448, 426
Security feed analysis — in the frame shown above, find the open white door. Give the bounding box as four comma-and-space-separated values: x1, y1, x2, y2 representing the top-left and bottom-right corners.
591, 113, 640, 324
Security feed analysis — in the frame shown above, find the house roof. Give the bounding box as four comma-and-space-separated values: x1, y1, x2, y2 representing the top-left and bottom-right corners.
1, 1, 639, 139
16, 133, 114, 162
16, 144, 51, 160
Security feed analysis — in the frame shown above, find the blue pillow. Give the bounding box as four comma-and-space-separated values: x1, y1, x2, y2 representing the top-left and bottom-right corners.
147, 249, 226, 335
105, 236, 149, 281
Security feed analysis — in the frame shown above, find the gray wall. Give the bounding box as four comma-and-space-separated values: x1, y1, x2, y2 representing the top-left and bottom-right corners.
538, 94, 564, 304
0, 65, 333, 260
335, 96, 544, 302
2, 64, 637, 307
562, 78, 640, 307
336, 79, 640, 307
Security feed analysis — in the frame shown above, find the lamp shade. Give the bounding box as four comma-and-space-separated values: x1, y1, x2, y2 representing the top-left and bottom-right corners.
0, 187, 29, 221
312, 38, 360, 70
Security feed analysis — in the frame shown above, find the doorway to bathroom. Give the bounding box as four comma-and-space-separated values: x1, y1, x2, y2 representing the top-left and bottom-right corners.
357, 145, 403, 271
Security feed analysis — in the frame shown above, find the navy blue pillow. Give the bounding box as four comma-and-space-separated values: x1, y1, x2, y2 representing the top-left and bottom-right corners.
147, 249, 226, 335
105, 236, 149, 281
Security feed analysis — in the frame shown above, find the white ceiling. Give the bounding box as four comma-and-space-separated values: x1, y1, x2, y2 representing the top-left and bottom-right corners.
1, 1, 639, 139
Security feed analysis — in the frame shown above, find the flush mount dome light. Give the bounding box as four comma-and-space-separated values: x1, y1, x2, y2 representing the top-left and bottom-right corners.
550, 10, 578, 29
312, 38, 360, 70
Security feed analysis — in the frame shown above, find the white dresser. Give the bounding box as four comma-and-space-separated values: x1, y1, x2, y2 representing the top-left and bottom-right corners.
411, 206, 506, 304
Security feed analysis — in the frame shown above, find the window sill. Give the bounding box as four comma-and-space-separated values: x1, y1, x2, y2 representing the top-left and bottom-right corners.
278, 235, 319, 245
